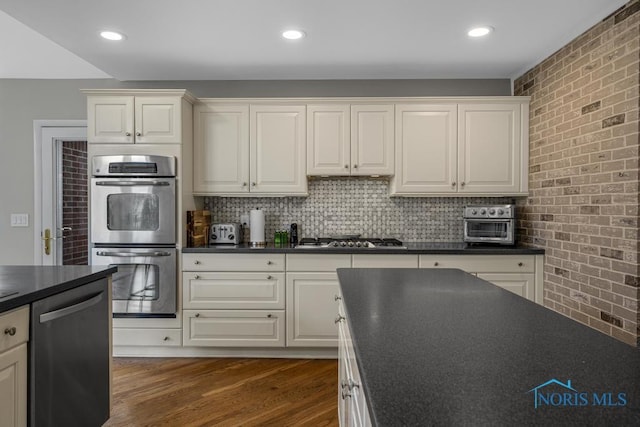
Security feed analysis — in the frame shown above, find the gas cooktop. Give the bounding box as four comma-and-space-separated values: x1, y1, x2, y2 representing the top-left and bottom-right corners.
295, 237, 406, 249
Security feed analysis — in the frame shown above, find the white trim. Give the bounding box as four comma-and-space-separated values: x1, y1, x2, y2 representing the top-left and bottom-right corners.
33, 120, 87, 264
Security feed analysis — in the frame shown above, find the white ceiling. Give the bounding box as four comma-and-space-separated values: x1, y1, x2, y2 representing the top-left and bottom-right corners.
0, 0, 628, 81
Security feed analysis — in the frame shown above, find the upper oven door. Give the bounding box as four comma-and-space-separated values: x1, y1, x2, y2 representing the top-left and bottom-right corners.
91, 177, 176, 245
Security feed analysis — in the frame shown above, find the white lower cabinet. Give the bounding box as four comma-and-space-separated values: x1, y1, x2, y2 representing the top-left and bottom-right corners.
352, 254, 418, 268
476, 273, 536, 301
337, 300, 371, 427
286, 254, 351, 347
183, 310, 285, 347
0, 306, 29, 427
113, 328, 182, 347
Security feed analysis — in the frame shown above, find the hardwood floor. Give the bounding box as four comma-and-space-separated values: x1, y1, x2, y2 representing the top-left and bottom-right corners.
104, 358, 339, 427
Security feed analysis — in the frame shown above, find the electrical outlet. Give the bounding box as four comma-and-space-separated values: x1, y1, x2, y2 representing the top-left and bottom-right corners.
240, 213, 250, 227
10, 213, 29, 227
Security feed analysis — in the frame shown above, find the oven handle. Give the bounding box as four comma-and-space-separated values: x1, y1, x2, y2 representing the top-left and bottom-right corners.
95, 251, 172, 257
94, 181, 171, 187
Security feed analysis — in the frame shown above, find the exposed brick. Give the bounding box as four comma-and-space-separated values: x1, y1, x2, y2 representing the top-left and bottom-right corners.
624, 275, 640, 287
582, 100, 601, 114
579, 206, 600, 215
541, 214, 554, 221
600, 311, 623, 328
523, 80, 535, 91
602, 113, 627, 128
555, 232, 571, 241
614, 1, 640, 24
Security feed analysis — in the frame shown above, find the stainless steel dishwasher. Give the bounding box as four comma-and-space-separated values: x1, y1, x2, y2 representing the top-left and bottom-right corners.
30, 278, 110, 427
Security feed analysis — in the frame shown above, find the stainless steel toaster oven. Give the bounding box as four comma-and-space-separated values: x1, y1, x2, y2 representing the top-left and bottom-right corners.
463, 205, 515, 245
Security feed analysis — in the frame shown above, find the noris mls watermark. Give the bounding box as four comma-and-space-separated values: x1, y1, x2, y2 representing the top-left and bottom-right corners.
528, 379, 628, 409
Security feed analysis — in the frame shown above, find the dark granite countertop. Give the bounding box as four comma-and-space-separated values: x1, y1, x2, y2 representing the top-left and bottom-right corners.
183, 242, 544, 255
337, 268, 640, 426
0, 266, 117, 313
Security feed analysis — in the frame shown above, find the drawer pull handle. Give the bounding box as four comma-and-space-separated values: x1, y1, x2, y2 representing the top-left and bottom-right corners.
194, 260, 201, 265
335, 315, 345, 324
334, 295, 342, 301
163, 336, 170, 341
4, 327, 16, 336
434, 262, 439, 266
341, 390, 352, 400
518, 262, 524, 267
347, 379, 360, 390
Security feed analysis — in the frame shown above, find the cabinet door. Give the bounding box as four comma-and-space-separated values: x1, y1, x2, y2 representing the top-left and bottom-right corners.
307, 105, 351, 175
286, 273, 340, 347
87, 96, 135, 143
392, 104, 457, 194
250, 105, 307, 194
183, 272, 285, 309
352, 254, 418, 268
351, 105, 394, 176
134, 97, 182, 143
193, 104, 250, 194
0, 344, 27, 427
458, 103, 521, 193
183, 309, 285, 347
477, 273, 535, 301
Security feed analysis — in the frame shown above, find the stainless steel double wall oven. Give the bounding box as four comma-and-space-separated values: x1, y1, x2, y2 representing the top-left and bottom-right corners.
90, 155, 177, 316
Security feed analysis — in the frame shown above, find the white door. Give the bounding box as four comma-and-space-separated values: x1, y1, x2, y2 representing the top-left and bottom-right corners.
350, 105, 394, 176
250, 105, 307, 194
34, 122, 88, 265
134, 96, 181, 143
458, 103, 521, 193
193, 104, 250, 194
87, 96, 134, 143
393, 104, 457, 194
307, 104, 351, 175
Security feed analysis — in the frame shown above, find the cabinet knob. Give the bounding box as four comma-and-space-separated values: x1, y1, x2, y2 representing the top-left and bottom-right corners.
125, 132, 131, 136
194, 260, 201, 265
242, 182, 247, 187
251, 182, 256, 187
136, 131, 142, 137
434, 262, 439, 266
195, 313, 201, 317
267, 275, 273, 280
334, 295, 342, 301
4, 327, 16, 336
341, 380, 349, 389
267, 314, 273, 318
335, 315, 345, 324
194, 275, 200, 279
344, 164, 349, 169
347, 378, 360, 390
341, 390, 352, 400
460, 182, 466, 187
267, 261, 273, 265
518, 262, 524, 267
353, 164, 358, 169
451, 182, 456, 187
163, 336, 170, 341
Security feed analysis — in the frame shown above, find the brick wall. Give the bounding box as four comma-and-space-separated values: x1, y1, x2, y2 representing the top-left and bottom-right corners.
514, 0, 639, 346
62, 141, 88, 265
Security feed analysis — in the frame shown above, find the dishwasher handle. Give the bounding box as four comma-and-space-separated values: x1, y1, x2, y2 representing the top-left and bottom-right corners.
39, 292, 104, 324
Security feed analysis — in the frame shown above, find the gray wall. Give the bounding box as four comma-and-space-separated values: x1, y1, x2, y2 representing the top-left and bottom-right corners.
0, 78, 510, 263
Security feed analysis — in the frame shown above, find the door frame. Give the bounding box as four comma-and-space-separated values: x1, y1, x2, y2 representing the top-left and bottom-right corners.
33, 120, 87, 265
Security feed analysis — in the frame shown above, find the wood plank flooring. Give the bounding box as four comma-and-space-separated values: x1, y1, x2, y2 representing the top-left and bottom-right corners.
104, 358, 339, 427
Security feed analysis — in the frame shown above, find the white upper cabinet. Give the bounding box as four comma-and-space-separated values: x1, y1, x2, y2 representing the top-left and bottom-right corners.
457, 103, 522, 194
193, 102, 307, 196
307, 104, 394, 176
193, 104, 250, 194
250, 105, 307, 194
392, 104, 458, 193
87, 94, 184, 144
391, 99, 529, 196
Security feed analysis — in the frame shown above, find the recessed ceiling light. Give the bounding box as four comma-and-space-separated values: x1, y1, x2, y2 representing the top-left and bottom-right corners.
282, 30, 305, 40
468, 26, 493, 37
100, 31, 125, 41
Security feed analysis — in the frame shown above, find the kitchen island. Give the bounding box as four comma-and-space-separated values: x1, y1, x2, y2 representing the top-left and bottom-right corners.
337, 268, 640, 426
0, 265, 116, 427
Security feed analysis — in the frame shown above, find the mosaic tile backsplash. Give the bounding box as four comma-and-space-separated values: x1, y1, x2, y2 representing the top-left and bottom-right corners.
204, 178, 514, 243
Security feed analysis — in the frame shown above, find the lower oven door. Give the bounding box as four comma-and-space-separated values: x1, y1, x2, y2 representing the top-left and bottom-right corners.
464, 219, 514, 244
91, 247, 177, 316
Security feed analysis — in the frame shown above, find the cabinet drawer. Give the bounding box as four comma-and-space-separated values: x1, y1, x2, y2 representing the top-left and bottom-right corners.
183, 272, 285, 309
183, 310, 285, 347
352, 254, 418, 268
477, 273, 536, 301
286, 254, 351, 272
0, 306, 29, 352
418, 255, 535, 273
113, 328, 182, 347
183, 253, 285, 272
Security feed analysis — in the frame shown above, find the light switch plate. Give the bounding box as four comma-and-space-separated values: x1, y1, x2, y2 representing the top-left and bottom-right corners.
10, 213, 29, 227
240, 213, 250, 227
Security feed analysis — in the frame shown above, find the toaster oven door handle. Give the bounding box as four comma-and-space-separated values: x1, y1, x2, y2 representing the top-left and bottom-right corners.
95, 181, 171, 187
95, 251, 172, 257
